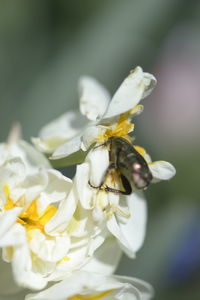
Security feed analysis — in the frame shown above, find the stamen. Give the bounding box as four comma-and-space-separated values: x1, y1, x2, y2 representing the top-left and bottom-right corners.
97, 110, 134, 144
3, 185, 57, 234
68, 289, 114, 300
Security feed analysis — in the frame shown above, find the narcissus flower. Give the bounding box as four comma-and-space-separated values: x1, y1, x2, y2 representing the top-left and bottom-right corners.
0, 157, 121, 290
0, 157, 74, 289
25, 271, 154, 300
33, 67, 156, 162
73, 144, 175, 258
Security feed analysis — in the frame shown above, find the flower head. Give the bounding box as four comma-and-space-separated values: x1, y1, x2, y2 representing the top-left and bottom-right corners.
0, 66, 176, 300
72, 142, 175, 258
0, 157, 75, 289
0, 155, 120, 290
33, 67, 156, 162
25, 271, 154, 300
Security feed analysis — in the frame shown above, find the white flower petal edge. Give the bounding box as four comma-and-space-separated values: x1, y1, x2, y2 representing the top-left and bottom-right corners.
148, 160, 176, 183
11, 232, 48, 290
50, 133, 83, 159
79, 76, 111, 121
32, 111, 87, 154
82, 236, 122, 275
112, 192, 147, 258
87, 146, 110, 187
102, 66, 156, 120
0, 208, 22, 246
51, 124, 106, 159
25, 271, 154, 300
0, 122, 50, 172
0, 140, 50, 173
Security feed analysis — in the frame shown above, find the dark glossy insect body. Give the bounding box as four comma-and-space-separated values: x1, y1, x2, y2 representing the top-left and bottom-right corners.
108, 137, 152, 193
89, 136, 152, 195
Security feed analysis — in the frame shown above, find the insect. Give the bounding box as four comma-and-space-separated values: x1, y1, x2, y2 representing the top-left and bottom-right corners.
89, 137, 152, 195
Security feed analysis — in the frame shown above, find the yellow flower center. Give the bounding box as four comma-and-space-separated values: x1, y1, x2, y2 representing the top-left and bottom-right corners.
97, 107, 140, 144
68, 289, 114, 300
134, 145, 146, 157
3, 185, 57, 233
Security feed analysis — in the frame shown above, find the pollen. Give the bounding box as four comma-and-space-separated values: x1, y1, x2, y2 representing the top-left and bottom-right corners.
3, 185, 57, 234
3, 185, 15, 210
18, 200, 57, 233
58, 256, 70, 264
97, 110, 135, 144
68, 289, 114, 300
134, 145, 146, 157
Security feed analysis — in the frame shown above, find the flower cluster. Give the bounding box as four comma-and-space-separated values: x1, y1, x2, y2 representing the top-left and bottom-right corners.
0, 67, 175, 299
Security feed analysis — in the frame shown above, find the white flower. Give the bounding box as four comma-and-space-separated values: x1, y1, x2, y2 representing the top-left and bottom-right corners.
0, 157, 119, 290
72, 143, 175, 258
25, 271, 154, 300
74, 150, 146, 258
0, 123, 50, 172
0, 158, 74, 290
33, 66, 156, 161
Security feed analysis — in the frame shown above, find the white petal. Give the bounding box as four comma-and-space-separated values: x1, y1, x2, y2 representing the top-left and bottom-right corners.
79, 76, 111, 121
118, 192, 147, 257
0, 140, 50, 172
12, 232, 47, 290
74, 163, 94, 209
0, 208, 22, 246
18, 140, 51, 169
39, 110, 86, 140
107, 215, 135, 258
33, 111, 88, 154
45, 187, 77, 235
83, 236, 122, 275
32, 137, 66, 154
116, 276, 154, 300
82, 125, 106, 150
67, 204, 96, 238
29, 230, 70, 262
37, 169, 72, 213
25, 271, 153, 300
51, 134, 82, 159
0, 157, 26, 188
12, 171, 48, 203
149, 160, 176, 182
0, 223, 25, 247
102, 66, 156, 119
87, 147, 110, 187
50, 242, 90, 280
25, 271, 122, 299
106, 192, 147, 258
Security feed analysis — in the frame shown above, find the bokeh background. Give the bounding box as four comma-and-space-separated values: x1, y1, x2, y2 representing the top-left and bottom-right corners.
0, 0, 200, 299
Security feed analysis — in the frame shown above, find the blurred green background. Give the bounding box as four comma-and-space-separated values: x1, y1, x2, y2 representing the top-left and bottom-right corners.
0, 0, 200, 299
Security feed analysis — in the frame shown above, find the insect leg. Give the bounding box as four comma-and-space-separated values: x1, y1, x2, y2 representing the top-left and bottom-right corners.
89, 173, 132, 195
120, 174, 132, 195
102, 176, 132, 195
93, 139, 111, 150
88, 163, 116, 189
